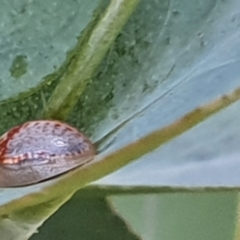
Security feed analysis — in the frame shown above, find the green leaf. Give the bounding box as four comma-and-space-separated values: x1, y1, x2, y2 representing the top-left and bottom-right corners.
0, 0, 100, 102
1, 0, 240, 239
109, 192, 237, 240
30, 191, 140, 240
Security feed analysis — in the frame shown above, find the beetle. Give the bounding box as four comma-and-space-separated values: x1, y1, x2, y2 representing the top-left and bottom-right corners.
0, 120, 95, 187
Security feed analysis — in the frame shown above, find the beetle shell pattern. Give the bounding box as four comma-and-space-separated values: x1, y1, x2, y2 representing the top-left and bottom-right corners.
0, 120, 95, 187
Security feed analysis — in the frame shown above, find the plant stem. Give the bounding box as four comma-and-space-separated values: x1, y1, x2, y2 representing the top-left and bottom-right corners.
42, 0, 140, 120
2, 86, 240, 216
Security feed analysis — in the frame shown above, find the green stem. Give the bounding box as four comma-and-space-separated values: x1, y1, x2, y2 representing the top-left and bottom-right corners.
2, 86, 240, 216
42, 0, 140, 120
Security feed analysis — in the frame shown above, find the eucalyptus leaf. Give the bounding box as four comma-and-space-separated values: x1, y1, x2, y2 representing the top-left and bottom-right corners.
30, 192, 140, 240
0, 0, 99, 102
93, 0, 240, 188
109, 192, 237, 240
0, 0, 240, 239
